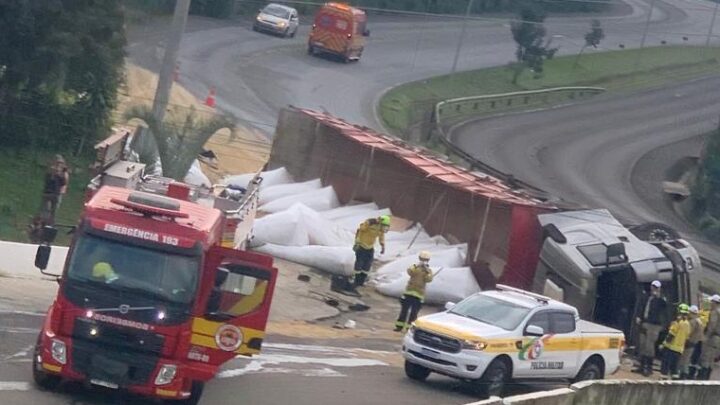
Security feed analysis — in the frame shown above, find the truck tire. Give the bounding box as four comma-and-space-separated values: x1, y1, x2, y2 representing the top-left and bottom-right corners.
574, 358, 604, 382
32, 336, 61, 390
177, 381, 205, 405
404, 360, 431, 381
476, 358, 509, 398
628, 222, 680, 242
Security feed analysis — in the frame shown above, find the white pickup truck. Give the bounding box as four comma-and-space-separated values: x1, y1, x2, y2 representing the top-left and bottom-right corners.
402, 285, 625, 397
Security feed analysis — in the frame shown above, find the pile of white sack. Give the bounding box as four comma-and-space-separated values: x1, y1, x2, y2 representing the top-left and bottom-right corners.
224, 167, 481, 304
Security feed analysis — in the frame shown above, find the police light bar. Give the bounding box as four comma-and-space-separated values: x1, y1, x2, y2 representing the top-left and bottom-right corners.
495, 284, 551, 304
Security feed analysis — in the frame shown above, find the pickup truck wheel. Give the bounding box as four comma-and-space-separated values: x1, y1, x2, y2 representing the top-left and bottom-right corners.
404, 360, 431, 381
176, 381, 205, 405
32, 337, 61, 390
477, 358, 509, 398
574, 359, 603, 382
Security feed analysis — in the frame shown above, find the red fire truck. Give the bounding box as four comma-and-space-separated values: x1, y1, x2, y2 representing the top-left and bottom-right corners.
31, 128, 275, 404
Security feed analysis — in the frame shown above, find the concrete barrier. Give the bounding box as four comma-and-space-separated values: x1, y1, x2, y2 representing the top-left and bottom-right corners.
570, 379, 720, 405
463, 380, 720, 405
465, 396, 502, 405
502, 388, 575, 405
0, 241, 67, 278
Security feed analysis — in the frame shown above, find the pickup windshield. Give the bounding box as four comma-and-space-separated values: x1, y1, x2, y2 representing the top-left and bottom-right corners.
66, 235, 199, 304
450, 294, 531, 331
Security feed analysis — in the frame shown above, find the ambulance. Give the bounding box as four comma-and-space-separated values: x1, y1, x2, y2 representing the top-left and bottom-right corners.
402, 285, 625, 397
307, 2, 369, 62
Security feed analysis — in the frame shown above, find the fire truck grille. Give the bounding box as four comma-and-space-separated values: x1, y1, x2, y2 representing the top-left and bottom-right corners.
72, 339, 158, 385
413, 328, 461, 353
73, 318, 165, 355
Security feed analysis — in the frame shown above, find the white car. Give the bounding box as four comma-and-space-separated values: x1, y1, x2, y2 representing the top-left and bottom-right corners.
253, 3, 299, 38
402, 285, 625, 397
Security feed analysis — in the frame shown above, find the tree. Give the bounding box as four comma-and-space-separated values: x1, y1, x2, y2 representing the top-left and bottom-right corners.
124, 105, 235, 180
574, 19, 605, 67
0, 0, 125, 152
509, 5, 557, 84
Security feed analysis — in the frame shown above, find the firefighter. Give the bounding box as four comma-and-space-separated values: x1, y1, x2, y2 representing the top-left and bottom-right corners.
92, 262, 118, 284
698, 294, 720, 380
394, 251, 434, 332
680, 304, 706, 379
660, 303, 691, 380
352, 215, 390, 288
634, 280, 668, 377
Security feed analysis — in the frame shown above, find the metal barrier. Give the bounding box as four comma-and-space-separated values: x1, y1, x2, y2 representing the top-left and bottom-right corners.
434, 87, 606, 133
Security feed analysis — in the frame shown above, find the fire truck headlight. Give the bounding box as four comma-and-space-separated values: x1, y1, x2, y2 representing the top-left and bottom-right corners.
155, 364, 177, 385
157, 310, 166, 321
51, 339, 67, 364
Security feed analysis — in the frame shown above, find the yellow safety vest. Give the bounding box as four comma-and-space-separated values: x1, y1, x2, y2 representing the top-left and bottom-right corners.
664, 318, 690, 353
355, 219, 385, 250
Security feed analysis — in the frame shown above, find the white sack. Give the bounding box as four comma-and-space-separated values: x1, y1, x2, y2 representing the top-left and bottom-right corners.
321, 203, 380, 221
332, 209, 392, 232
184, 160, 211, 188
259, 179, 323, 205
260, 186, 340, 213
224, 167, 293, 189
375, 244, 468, 281
375, 266, 480, 305
254, 243, 355, 276
252, 203, 352, 247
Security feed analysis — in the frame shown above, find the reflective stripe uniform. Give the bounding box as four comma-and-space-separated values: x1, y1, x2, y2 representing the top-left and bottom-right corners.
395, 264, 433, 330
353, 219, 386, 286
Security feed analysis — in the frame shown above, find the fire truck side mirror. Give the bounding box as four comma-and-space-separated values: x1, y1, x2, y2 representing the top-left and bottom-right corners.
35, 245, 51, 271
41, 225, 58, 244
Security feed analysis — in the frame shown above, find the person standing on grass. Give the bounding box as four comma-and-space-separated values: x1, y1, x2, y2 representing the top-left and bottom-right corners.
54, 155, 70, 209
40, 156, 68, 224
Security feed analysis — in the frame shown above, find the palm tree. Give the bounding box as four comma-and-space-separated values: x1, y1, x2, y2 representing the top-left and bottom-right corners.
124, 105, 235, 180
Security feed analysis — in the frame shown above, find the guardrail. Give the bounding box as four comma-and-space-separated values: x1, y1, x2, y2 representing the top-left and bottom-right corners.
426, 88, 606, 203
434, 87, 606, 132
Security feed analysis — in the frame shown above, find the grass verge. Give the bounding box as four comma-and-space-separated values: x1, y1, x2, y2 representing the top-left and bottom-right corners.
380, 46, 720, 135
0, 149, 92, 245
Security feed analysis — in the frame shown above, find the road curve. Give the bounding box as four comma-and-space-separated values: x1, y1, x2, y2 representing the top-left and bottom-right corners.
451, 76, 720, 282
170, 0, 716, 133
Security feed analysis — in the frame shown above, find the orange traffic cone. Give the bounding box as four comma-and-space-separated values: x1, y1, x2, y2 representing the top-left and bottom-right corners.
205, 86, 216, 108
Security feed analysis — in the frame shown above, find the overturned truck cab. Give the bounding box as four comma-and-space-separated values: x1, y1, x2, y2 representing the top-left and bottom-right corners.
531, 209, 700, 341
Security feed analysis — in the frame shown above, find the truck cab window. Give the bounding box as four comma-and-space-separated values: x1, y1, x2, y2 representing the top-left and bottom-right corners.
526, 312, 550, 334
213, 267, 269, 317
550, 312, 576, 334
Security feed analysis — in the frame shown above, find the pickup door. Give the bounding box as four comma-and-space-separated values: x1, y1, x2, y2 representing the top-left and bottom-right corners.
514, 310, 581, 379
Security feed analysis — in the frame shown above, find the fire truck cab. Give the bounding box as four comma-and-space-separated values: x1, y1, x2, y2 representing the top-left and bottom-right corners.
32, 128, 276, 404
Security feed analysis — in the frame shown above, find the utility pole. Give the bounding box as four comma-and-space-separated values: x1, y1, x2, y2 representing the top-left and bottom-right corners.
704, 2, 719, 55
450, 0, 475, 81
635, 0, 657, 70
152, 0, 191, 124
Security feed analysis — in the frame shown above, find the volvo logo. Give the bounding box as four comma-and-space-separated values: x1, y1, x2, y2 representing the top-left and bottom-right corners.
118, 304, 130, 314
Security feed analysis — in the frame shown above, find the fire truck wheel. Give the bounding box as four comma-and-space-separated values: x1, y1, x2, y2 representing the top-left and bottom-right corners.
32, 338, 61, 390
177, 381, 205, 405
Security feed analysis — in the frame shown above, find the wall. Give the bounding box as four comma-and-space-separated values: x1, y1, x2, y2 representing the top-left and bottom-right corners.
462, 380, 720, 405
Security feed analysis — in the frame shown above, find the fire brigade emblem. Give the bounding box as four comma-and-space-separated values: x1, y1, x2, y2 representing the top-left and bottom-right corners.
215, 324, 243, 352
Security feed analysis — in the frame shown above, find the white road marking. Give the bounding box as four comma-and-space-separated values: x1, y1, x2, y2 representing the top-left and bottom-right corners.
219, 344, 390, 379
0, 326, 39, 334
3, 345, 34, 361
0, 382, 31, 391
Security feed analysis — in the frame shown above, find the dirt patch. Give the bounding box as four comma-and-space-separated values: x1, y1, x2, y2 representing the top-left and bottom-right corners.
116, 62, 271, 181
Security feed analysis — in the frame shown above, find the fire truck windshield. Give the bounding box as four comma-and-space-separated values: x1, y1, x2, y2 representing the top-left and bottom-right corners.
66, 235, 200, 304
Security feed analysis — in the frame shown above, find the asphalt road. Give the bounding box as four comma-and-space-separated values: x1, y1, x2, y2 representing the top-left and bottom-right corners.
0, 311, 554, 405
128, 0, 720, 134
